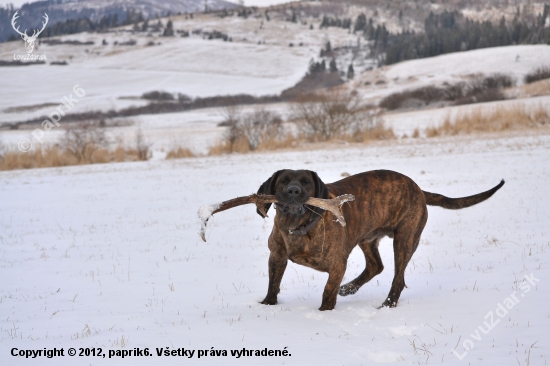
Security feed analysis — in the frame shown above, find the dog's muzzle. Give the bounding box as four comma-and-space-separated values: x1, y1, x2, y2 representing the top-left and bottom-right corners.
277, 203, 306, 215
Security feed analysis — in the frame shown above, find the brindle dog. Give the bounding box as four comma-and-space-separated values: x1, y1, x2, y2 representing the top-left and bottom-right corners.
256, 169, 504, 310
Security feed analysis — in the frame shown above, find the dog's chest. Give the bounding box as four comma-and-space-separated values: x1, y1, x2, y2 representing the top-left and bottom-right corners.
281, 230, 333, 271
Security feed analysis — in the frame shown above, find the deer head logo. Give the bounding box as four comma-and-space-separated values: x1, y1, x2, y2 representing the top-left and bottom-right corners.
11, 11, 49, 54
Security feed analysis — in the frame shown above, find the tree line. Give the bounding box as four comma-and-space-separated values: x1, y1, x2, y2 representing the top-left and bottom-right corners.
359, 7, 550, 65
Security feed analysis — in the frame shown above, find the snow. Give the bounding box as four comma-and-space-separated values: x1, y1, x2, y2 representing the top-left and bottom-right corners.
0, 39, 311, 124
1, 131, 549, 365
382, 95, 550, 137
199, 203, 221, 222
198, 202, 221, 241
352, 45, 550, 104
0, 12, 357, 124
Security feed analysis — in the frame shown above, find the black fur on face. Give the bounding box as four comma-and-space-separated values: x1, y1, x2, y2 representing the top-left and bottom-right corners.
256, 170, 328, 218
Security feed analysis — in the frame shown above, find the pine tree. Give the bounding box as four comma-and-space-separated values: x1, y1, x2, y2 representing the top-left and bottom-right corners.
329, 58, 338, 73
347, 64, 354, 79
163, 20, 174, 36
354, 13, 367, 33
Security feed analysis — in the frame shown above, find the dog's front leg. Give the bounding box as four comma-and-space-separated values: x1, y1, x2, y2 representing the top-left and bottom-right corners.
261, 253, 287, 305
319, 263, 346, 311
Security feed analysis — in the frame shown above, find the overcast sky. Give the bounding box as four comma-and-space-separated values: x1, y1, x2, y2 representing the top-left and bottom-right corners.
0, 0, 292, 9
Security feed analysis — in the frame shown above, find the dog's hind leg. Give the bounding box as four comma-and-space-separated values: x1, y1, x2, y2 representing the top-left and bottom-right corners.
339, 238, 384, 296
380, 210, 427, 308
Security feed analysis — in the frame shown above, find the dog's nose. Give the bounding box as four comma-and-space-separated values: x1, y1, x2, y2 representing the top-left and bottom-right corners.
286, 185, 301, 196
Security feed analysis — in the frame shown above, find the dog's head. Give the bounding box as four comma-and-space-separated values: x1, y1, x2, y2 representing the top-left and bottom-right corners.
256, 170, 329, 218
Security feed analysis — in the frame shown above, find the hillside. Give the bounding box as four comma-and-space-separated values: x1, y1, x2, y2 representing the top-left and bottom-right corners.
0, 0, 238, 42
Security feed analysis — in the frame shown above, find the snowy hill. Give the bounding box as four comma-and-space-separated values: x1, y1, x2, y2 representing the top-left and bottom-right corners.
0, 0, 238, 42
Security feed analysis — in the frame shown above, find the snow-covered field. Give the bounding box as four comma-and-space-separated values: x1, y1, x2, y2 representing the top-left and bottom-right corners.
352, 44, 550, 104
0, 11, 356, 125
1, 132, 549, 365
2, 42, 549, 158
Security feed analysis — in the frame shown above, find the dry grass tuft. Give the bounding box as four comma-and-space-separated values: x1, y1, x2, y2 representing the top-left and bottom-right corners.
351, 121, 396, 142
521, 79, 550, 97
427, 104, 550, 137
166, 147, 195, 159
208, 132, 297, 155
0, 145, 145, 171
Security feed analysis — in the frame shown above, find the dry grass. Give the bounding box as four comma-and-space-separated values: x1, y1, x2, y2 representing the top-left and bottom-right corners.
0, 145, 144, 171
521, 79, 550, 98
166, 147, 195, 159
351, 122, 396, 142
208, 122, 395, 155
208, 133, 298, 155
426, 104, 550, 137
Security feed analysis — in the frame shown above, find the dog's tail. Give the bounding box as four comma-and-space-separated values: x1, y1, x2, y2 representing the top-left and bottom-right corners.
423, 180, 504, 210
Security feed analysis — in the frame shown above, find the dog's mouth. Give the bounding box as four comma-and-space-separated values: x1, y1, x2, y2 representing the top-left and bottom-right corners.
275, 191, 309, 216
277, 203, 306, 215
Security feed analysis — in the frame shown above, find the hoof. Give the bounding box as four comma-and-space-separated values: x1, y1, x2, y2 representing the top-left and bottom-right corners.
319, 305, 334, 311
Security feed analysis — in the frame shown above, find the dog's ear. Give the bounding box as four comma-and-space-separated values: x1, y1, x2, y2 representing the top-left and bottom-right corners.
309, 171, 329, 199
256, 170, 282, 218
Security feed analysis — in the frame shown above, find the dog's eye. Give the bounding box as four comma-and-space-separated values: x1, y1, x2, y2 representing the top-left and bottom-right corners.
300, 179, 310, 185
281, 178, 290, 185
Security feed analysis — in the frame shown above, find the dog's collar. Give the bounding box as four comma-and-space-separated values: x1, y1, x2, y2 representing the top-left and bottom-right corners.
287, 214, 322, 236
275, 203, 325, 236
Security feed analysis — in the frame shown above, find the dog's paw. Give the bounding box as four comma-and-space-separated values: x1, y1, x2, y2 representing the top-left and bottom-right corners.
318, 304, 335, 311
260, 297, 277, 305
378, 297, 398, 309
339, 283, 359, 297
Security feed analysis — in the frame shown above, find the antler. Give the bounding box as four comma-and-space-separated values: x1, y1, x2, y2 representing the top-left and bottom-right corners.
34, 13, 48, 37
11, 11, 28, 39
11, 12, 48, 39
198, 193, 355, 242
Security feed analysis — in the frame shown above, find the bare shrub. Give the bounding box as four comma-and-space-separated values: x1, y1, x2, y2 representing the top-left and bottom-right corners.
213, 108, 285, 153
468, 74, 513, 91
292, 91, 364, 141
218, 105, 242, 127
426, 104, 550, 136
61, 121, 108, 163
217, 105, 242, 152
0, 137, 6, 162
524, 66, 550, 84
380, 74, 513, 110
135, 129, 152, 161
455, 88, 506, 105
240, 109, 284, 150
141, 91, 174, 101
